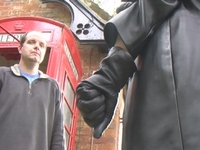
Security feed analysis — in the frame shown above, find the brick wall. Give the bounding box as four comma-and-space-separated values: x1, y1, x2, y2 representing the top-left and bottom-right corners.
0, 0, 121, 150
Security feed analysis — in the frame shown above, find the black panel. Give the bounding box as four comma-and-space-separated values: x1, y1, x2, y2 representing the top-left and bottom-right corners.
41, 0, 106, 44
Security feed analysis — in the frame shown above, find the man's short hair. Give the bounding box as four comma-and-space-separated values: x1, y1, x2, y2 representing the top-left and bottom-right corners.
20, 32, 29, 47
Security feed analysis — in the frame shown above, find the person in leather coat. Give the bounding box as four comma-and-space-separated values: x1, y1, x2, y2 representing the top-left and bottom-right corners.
76, 0, 200, 149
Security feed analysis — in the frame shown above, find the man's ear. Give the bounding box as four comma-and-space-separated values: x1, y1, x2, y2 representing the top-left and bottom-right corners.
18, 46, 22, 54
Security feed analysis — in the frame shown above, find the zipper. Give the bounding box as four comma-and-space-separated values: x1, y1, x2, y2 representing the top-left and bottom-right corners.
28, 83, 32, 94
27, 79, 40, 95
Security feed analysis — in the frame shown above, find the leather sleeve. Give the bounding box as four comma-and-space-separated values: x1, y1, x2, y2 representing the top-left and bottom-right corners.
104, 0, 180, 59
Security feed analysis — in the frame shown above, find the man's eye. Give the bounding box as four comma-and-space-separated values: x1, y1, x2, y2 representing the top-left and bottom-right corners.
28, 40, 35, 44
40, 44, 44, 48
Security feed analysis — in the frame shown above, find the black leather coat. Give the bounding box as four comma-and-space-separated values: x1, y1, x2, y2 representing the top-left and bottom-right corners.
104, 0, 200, 149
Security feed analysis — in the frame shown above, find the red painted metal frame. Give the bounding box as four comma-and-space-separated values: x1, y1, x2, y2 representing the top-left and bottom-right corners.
61, 29, 81, 150
0, 16, 83, 150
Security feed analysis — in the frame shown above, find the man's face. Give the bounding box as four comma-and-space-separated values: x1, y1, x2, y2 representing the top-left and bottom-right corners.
18, 31, 47, 64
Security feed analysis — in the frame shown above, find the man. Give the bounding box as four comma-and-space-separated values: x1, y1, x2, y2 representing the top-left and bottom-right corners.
0, 31, 65, 150
76, 0, 200, 150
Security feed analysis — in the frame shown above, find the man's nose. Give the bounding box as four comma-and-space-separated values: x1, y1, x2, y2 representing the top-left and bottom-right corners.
34, 42, 40, 50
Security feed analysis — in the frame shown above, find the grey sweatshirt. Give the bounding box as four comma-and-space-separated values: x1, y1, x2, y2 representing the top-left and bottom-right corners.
0, 64, 65, 150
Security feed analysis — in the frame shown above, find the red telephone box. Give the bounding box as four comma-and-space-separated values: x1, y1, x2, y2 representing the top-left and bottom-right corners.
0, 16, 83, 150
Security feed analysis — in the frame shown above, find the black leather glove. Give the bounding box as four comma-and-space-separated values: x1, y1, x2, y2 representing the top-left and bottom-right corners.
76, 46, 137, 138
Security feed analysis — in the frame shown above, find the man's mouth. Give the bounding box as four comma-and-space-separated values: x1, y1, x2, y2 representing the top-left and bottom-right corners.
31, 52, 40, 56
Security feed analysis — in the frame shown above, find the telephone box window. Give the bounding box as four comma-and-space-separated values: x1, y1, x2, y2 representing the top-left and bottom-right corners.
63, 100, 73, 128
65, 131, 69, 148
64, 77, 75, 107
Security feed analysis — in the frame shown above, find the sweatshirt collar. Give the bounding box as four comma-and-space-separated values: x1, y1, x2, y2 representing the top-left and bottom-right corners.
11, 64, 49, 78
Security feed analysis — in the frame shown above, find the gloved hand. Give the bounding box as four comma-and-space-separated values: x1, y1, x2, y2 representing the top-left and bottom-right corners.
76, 46, 137, 138
76, 82, 118, 138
